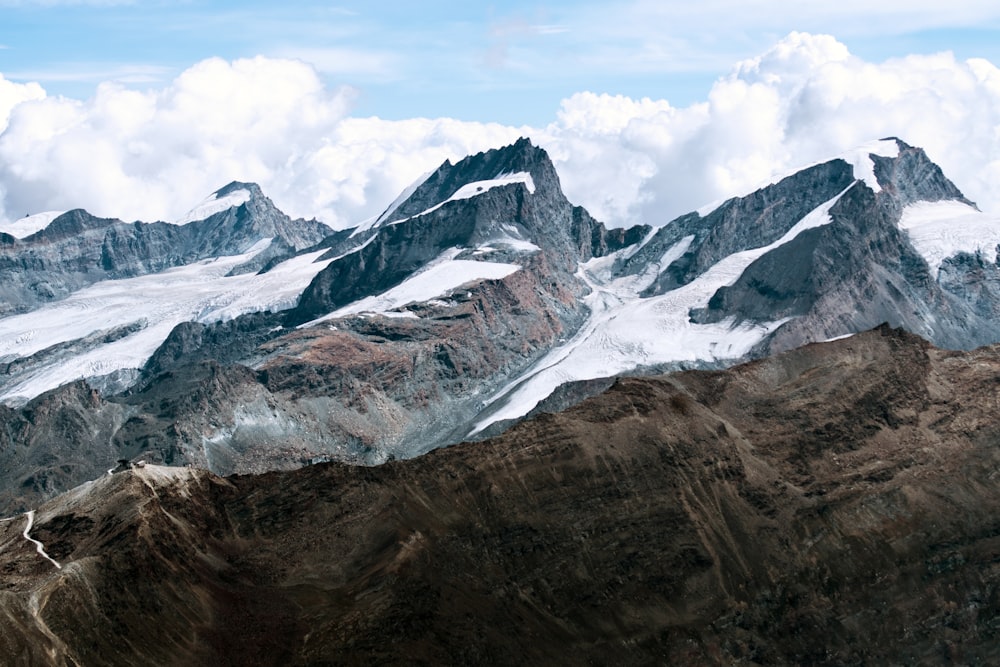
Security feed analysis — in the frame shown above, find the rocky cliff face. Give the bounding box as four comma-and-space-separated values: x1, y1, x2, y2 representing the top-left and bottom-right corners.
0, 183, 331, 317
288, 138, 637, 324
113, 142, 641, 472
3, 326, 1000, 665
0, 139, 646, 511
2, 136, 1000, 517
689, 139, 993, 353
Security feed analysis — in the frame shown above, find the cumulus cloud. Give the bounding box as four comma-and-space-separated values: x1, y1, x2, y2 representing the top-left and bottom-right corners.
0, 56, 525, 227
2, 33, 1000, 232
541, 32, 1000, 225
0, 74, 46, 132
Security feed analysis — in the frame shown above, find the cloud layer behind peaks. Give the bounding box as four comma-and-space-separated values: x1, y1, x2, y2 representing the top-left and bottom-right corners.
1, 32, 999, 231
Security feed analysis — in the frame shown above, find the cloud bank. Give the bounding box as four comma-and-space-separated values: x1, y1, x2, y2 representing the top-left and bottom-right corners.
1, 32, 999, 231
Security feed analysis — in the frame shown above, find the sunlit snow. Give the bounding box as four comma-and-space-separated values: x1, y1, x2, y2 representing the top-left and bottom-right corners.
175, 188, 252, 225
472, 185, 854, 433
303, 248, 520, 325
840, 139, 900, 193
0, 240, 336, 404
350, 171, 434, 238
696, 139, 899, 218
389, 172, 536, 225
898, 200, 1000, 275
0, 211, 65, 238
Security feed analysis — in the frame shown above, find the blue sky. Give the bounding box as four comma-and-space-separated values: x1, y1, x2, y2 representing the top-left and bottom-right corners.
3, 1, 1000, 231
4, 1, 1000, 125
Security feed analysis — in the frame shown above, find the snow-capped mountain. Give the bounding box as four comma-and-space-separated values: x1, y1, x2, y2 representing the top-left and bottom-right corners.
0, 183, 334, 401
1, 136, 998, 512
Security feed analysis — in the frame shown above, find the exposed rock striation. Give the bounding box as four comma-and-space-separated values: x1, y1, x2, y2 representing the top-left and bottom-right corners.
0, 182, 332, 316
688, 139, 994, 353
2, 326, 1000, 664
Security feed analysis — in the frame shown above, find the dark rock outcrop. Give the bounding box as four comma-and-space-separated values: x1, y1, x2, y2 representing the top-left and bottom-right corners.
3, 326, 1000, 664
0, 183, 332, 316
689, 139, 994, 353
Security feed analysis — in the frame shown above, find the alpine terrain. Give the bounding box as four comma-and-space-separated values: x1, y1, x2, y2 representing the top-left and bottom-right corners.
2, 325, 1000, 664
2, 136, 1000, 515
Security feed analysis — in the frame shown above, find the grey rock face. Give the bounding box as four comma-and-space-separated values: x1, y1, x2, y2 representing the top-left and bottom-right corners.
937, 250, 1000, 320
689, 139, 996, 353
0, 183, 332, 316
619, 159, 857, 296
0, 381, 134, 513
289, 138, 633, 325
871, 137, 974, 211
0, 210, 121, 315
4, 136, 1000, 518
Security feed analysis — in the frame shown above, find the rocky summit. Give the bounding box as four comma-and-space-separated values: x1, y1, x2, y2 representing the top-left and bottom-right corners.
2, 326, 1000, 665
3, 134, 1000, 665
2, 137, 1000, 515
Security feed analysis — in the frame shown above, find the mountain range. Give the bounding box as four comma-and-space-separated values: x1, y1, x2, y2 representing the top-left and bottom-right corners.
2, 324, 1000, 664
2, 136, 1000, 514
4, 133, 1000, 663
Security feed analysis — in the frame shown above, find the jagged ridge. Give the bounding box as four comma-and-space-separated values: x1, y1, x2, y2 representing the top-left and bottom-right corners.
3, 326, 1000, 664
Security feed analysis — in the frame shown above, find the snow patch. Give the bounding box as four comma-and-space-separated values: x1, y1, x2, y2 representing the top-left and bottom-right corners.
840, 139, 900, 193
0, 242, 335, 404
473, 235, 541, 256
175, 188, 252, 225
472, 187, 851, 434
303, 249, 520, 326
0, 211, 65, 239
389, 172, 536, 225
898, 200, 1000, 275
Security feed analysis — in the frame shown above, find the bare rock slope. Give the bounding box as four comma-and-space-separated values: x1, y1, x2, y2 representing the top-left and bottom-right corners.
3, 325, 1000, 665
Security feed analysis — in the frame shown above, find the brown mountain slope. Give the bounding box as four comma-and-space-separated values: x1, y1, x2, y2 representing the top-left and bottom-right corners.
2, 324, 1000, 665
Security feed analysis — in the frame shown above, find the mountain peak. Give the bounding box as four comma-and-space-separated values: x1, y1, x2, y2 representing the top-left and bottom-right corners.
869, 139, 973, 209
213, 181, 264, 199
375, 137, 561, 226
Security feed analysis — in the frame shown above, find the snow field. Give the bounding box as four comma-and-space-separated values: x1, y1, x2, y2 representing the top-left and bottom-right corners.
387, 172, 536, 226
471, 186, 852, 433
303, 247, 521, 326
0, 240, 336, 404
175, 188, 252, 225
0, 211, 66, 239
898, 200, 1000, 275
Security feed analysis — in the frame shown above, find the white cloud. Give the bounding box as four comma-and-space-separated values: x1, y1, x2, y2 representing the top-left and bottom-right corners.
0, 56, 525, 227
2, 34, 1000, 234
0, 57, 352, 223
0, 74, 46, 132
539, 32, 1000, 225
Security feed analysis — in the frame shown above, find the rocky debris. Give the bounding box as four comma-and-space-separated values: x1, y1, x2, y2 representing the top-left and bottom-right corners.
0, 381, 134, 514
2, 326, 1000, 664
